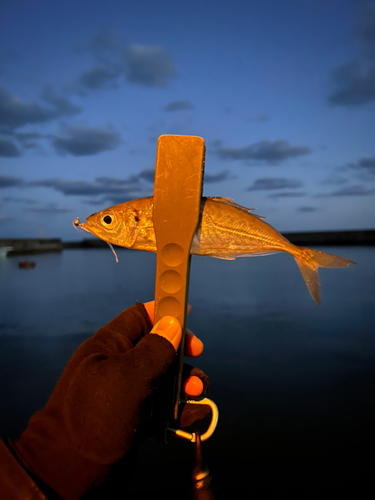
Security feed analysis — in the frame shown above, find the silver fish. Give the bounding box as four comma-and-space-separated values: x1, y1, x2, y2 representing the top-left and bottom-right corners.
74, 196, 355, 304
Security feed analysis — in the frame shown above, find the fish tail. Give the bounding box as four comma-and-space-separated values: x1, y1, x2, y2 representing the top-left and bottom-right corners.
294, 247, 356, 305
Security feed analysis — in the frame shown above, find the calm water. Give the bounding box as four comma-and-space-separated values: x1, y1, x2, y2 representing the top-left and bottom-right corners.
1, 247, 374, 497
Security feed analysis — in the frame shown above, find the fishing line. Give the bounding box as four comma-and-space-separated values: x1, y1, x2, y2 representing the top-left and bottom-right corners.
107, 242, 119, 263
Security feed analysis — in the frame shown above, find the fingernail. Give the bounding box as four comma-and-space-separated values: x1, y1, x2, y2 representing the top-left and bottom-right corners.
192, 336, 204, 355
152, 316, 181, 343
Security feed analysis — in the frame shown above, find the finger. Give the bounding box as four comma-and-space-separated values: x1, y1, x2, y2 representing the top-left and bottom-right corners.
143, 301, 155, 324
150, 316, 181, 351
184, 329, 204, 357
184, 376, 204, 397
144, 301, 192, 325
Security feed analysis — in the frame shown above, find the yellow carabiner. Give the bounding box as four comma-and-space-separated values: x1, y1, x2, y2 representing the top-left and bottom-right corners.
166, 398, 219, 443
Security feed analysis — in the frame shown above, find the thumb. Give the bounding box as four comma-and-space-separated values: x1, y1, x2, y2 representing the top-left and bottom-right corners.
150, 316, 182, 351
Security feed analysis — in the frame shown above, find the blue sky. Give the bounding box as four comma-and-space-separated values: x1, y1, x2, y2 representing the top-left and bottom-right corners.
1, 0, 374, 240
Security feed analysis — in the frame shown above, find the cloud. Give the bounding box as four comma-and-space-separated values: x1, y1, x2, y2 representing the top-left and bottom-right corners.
330, 185, 375, 196
124, 44, 176, 87
138, 169, 155, 183
24, 203, 72, 214
346, 156, 375, 181
75, 30, 122, 59
78, 67, 120, 90
41, 87, 82, 116
90, 193, 147, 206
328, 62, 375, 106
204, 171, 232, 183
52, 125, 121, 156
29, 177, 141, 200
0, 176, 24, 188
358, 157, 375, 169
216, 140, 310, 164
268, 191, 306, 198
0, 137, 21, 157
75, 31, 177, 91
296, 206, 319, 212
163, 100, 193, 112
0, 87, 81, 130
328, 8, 375, 107
14, 132, 43, 143
3, 196, 36, 205
247, 178, 303, 191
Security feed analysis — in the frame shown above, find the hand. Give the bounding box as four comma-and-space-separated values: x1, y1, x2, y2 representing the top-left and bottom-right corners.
144, 301, 205, 397
10, 302, 208, 500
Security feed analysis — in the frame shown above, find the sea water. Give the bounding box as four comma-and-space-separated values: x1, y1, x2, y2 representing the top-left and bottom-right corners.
0, 247, 374, 496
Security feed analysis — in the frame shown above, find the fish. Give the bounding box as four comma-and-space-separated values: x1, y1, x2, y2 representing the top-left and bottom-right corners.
74, 196, 356, 305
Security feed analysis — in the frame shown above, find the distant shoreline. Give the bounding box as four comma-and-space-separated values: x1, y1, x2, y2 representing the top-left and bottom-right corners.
63, 229, 375, 248
1, 230, 374, 256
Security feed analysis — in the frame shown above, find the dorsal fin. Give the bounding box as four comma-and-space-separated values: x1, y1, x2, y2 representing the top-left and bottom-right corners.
204, 197, 267, 219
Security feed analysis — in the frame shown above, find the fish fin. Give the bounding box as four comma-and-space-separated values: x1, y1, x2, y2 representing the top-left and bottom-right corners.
210, 251, 278, 260
235, 252, 278, 258
294, 248, 356, 305
210, 255, 236, 261
206, 197, 266, 219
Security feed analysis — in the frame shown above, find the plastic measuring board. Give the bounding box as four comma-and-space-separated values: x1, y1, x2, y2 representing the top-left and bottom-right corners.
153, 135, 205, 421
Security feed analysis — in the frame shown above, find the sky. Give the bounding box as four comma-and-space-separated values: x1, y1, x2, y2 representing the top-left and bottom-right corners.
0, 0, 374, 241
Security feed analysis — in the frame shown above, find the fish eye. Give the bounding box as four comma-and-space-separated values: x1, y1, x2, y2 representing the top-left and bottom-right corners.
103, 215, 112, 225
134, 210, 140, 223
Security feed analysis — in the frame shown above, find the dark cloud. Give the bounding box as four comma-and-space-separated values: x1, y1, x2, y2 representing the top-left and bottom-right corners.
138, 169, 155, 183
0, 137, 21, 157
297, 206, 319, 212
0, 176, 24, 188
347, 156, 375, 180
41, 87, 82, 116
3, 196, 36, 205
0, 87, 81, 130
320, 173, 348, 186
247, 178, 303, 191
268, 192, 306, 198
358, 157, 375, 169
328, 62, 375, 106
78, 67, 120, 90
163, 100, 193, 112
77, 32, 177, 88
76, 30, 122, 58
124, 44, 176, 87
91, 193, 147, 206
331, 185, 375, 196
0, 87, 56, 129
25, 203, 72, 214
14, 132, 43, 143
204, 171, 232, 183
29, 177, 141, 199
217, 140, 310, 164
52, 126, 121, 156
328, 8, 375, 107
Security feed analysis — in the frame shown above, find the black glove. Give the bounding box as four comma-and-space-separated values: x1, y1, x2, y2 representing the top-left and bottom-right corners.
8, 303, 209, 500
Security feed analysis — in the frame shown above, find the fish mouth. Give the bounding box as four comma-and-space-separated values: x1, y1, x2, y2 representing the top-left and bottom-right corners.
73, 217, 89, 233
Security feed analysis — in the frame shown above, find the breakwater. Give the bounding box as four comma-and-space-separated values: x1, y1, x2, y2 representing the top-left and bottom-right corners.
63, 230, 375, 250
0, 238, 63, 256
2, 230, 374, 257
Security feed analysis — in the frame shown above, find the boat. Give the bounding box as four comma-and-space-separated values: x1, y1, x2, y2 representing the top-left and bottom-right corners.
18, 261, 36, 269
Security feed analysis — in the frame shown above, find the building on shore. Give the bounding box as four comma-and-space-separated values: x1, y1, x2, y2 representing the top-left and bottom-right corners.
0, 238, 63, 256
